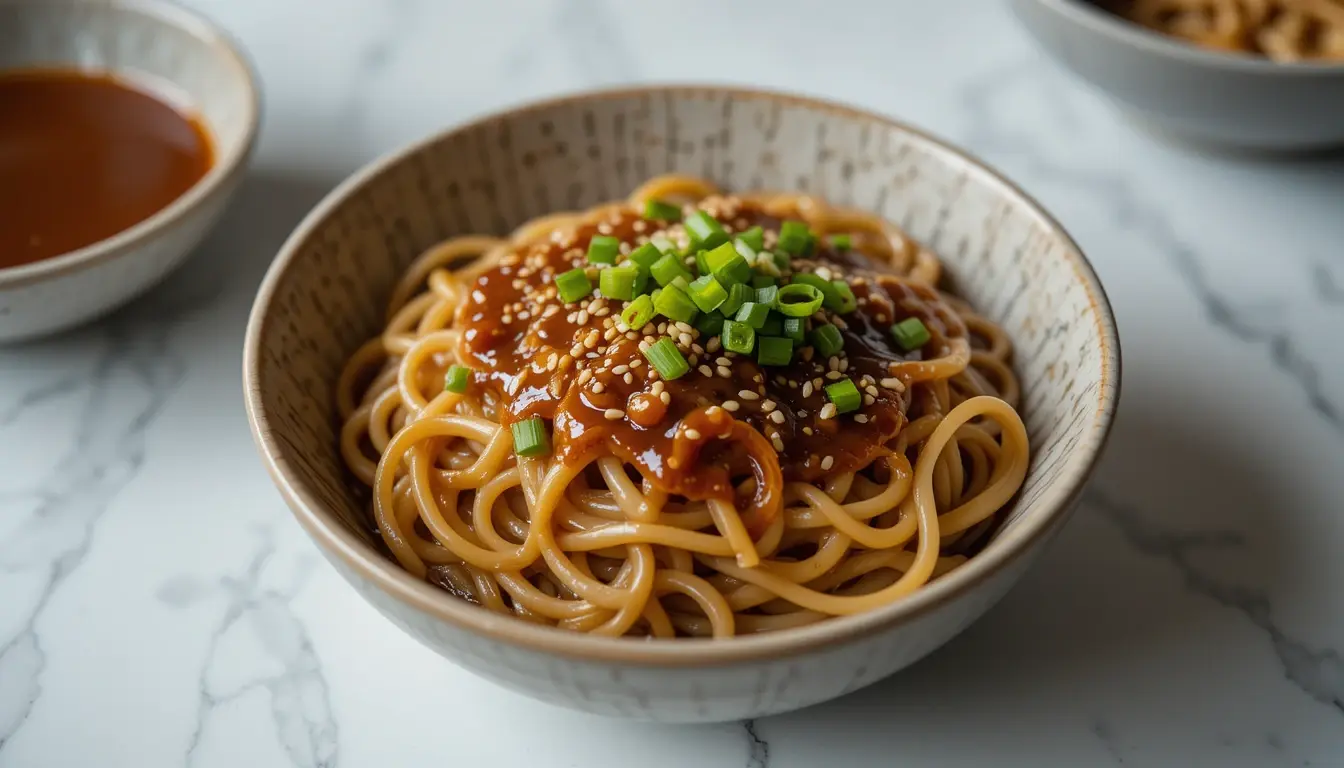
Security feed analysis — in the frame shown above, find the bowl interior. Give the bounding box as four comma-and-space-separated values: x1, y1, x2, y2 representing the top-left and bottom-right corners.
247, 87, 1118, 651
0, 0, 254, 179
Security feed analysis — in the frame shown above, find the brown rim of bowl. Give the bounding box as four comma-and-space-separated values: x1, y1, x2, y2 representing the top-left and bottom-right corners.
0, 0, 262, 290
243, 84, 1122, 667
1032, 0, 1344, 74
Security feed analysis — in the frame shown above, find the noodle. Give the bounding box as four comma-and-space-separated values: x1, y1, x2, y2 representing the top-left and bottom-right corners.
337, 174, 1030, 638
1104, 0, 1344, 61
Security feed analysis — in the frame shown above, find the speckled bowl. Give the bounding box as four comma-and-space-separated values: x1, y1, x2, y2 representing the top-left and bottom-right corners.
243, 86, 1121, 723
0, 0, 258, 343
1012, 0, 1344, 152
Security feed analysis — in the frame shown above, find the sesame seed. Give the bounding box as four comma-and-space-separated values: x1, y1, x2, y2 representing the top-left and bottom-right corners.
761, 399, 777, 412
828, 356, 840, 371
821, 455, 834, 470
724, 400, 740, 412
659, 391, 671, 405
769, 410, 785, 424
738, 390, 760, 401
699, 365, 713, 377
716, 357, 732, 367
592, 381, 606, 394
771, 435, 785, 452
622, 373, 633, 384
629, 359, 643, 368
612, 364, 629, 375
638, 339, 651, 352
802, 381, 814, 397
678, 332, 693, 346
854, 414, 869, 423
880, 377, 901, 389
819, 403, 837, 420
706, 337, 722, 353
803, 426, 814, 435
570, 344, 584, 357
651, 380, 664, 394
604, 408, 624, 420
863, 394, 875, 405
685, 428, 702, 440
865, 385, 879, 397
577, 369, 592, 385
717, 366, 731, 378
674, 321, 693, 334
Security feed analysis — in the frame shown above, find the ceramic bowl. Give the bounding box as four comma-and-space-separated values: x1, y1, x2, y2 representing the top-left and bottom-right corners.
243, 86, 1121, 723
1012, 0, 1344, 152
0, 0, 258, 343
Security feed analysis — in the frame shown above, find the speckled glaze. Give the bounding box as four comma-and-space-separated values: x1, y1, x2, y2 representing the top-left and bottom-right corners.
1012, 0, 1344, 152
242, 87, 1121, 723
0, 0, 258, 343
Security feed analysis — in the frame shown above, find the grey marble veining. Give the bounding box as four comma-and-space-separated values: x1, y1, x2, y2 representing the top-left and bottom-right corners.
1, 1, 1342, 765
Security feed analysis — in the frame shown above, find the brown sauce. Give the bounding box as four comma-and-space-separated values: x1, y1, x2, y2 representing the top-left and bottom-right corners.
0, 69, 213, 269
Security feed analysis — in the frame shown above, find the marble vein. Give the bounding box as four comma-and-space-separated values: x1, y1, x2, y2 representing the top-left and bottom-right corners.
0, 289, 214, 755
957, 62, 1343, 436
742, 719, 770, 768
165, 530, 338, 768
1086, 489, 1344, 717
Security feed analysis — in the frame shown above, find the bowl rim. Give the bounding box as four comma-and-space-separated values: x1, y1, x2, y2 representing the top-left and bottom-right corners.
1027, 0, 1344, 75
0, 0, 262, 290
243, 84, 1122, 667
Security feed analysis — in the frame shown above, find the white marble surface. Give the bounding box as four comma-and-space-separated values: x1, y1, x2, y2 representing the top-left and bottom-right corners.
2, 1, 1342, 765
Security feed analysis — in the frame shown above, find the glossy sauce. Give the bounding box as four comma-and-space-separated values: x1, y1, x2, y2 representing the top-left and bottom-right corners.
0, 69, 213, 268
454, 203, 965, 513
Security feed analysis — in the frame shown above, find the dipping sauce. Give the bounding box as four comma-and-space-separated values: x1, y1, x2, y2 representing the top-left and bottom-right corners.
0, 69, 213, 269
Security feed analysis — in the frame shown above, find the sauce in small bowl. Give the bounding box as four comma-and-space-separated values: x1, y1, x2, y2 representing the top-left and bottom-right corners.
0, 69, 214, 268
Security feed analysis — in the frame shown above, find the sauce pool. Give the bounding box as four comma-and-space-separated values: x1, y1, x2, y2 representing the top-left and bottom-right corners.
0, 69, 214, 269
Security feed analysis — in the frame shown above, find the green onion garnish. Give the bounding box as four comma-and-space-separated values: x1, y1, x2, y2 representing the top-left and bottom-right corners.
695, 249, 710, 275
722, 320, 756, 354
621, 294, 655, 329
695, 311, 725, 338
760, 312, 783, 337
654, 284, 698, 323
824, 379, 861, 414
587, 235, 619, 265
771, 250, 790, 272
511, 416, 551, 457
782, 316, 806, 343
891, 317, 931, 351
756, 336, 793, 366
599, 264, 640, 301
688, 275, 728, 313
651, 253, 693, 287
775, 283, 824, 317
628, 242, 663, 270
810, 324, 844, 357
643, 338, 690, 380
755, 284, 779, 307
704, 242, 752, 286
831, 234, 852, 250
751, 275, 776, 291
721, 283, 753, 318
734, 239, 757, 263
555, 268, 592, 304
670, 275, 690, 292
790, 273, 841, 311
644, 199, 682, 222
828, 280, 857, 313
734, 302, 769, 329
443, 365, 471, 393
684, 211, 729, 250
778, 220, 812, 255
737, 226, 764, 252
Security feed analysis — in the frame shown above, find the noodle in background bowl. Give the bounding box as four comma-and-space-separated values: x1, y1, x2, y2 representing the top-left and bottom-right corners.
1012, 0, 1344, 152
243, 86, 1121, 723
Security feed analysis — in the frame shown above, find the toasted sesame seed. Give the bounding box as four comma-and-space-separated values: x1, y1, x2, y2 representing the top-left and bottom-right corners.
684, 428, 702, 440
738, 390, 760, 401
604, 408, 624, 420
716, 357, 732, 367
629, 359, 643, 368
802, 381, 814, 397
638, 339, 651, 352
659, 391, 671, 405
761, 399, 777, 412
771, 435, 785, 452
612, 364, 629, 375
769, 410, 785, 424
821, 455, 834, 470
854, 414, 869, 423
880, 377, 901, 389
706, 337, 722, 353
717, 366, 731, 378
674, 321, 694, 334
577, 369, 593, 385
678, 332, 694, 346
828, 356, 840, 371
699, 365, 713, 377
863, 394, 875, 406
592, 382, 605, 393
651, 380, 664, 394
623, 372, 634, 384
724, 400, 740, 412
825, 371, 843, 380
819, 403, 837, 420
803, 426, 814, 435
865, 385, 879, 397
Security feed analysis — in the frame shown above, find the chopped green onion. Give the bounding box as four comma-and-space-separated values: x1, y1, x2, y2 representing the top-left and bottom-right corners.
721, 283, 752, 317
722, 320, 756, 354
775, 283, 824, 317
644, 199, 682, 222
511, 416, 551, 457
824, 379, 861, 414
599, 264, 639, 301
891, 317, 931, 351
790, 273, 840, 310
586, 235, 619, 265
621, 295, 655, 329
643, 337, 690, 380
755, 284, 779, 307
695, 311, 725, 337
695, 249, 710, 275
670, 275, 690, 292
734, 239, 757, 263
752, 274, 777, 291
735, 302, 769, 329
756, 336, 793, 366
828, 280, 857, 313
831, 234, 852, 250
443, 365, 471, 393
651, 236, 678, 255
778, 220, 812, 255
704, 242, 752, 286
810, 323, 844, 357
628, 242, 663, 270
737, 226, 764, 252
760, 312, 783, 337
556, 268, 592, 304
654, 284, 698, 323
685, 211, 729, 249
651, 253, 693, 287
771, 250, 790, 272
688, 275, 728, 313
782, 316, 806, 343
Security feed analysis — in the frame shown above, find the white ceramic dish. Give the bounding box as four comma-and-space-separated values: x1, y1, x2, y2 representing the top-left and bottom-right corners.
244, 86, 1121, 723
0, 0, 259, 343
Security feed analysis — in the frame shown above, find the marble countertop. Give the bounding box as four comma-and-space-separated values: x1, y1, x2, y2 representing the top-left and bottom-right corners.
3, 1, 1343, 765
